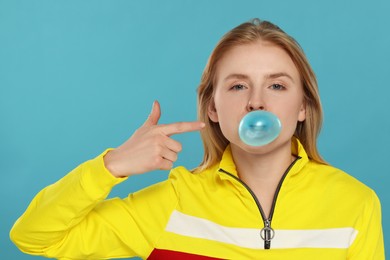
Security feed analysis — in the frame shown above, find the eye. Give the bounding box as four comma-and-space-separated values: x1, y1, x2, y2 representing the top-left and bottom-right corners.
270, 84, 286, 90
231, 84, 247, 91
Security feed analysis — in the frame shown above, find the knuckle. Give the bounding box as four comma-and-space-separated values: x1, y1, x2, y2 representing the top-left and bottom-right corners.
166, 161, 174, 170
152, 134, 162, 143
159, 161, 169, 170
153, 142, 165, 152
176, 143, 182, 152
152, 156, 163, 168
175, 122, 186, 133
151, 146, 160, 156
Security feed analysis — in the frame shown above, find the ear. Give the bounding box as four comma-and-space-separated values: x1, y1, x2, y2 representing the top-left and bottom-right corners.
208, 100, 219, 122
298, 101, 306, 122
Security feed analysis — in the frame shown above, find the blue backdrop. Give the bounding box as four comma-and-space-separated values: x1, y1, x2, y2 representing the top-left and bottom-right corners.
1, 0, 388, 258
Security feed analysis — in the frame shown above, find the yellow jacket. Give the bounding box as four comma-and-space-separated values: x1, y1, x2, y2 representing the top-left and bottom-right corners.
10, 139, 384, 259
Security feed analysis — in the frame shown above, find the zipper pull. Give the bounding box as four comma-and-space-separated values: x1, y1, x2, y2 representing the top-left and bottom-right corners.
260, 219, 274, 249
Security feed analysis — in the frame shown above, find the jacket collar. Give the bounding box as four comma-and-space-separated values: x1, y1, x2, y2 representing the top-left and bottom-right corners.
217, 137, 309, 179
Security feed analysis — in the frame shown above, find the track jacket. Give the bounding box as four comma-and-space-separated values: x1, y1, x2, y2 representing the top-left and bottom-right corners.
10, 138, 384, 259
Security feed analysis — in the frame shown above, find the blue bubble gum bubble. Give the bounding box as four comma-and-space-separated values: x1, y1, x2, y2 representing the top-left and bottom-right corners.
238, 111, 282, 146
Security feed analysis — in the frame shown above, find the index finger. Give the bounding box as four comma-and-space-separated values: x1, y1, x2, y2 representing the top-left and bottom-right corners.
160, 121, 205, 136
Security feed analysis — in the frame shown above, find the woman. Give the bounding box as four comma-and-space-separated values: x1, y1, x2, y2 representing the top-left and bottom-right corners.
11, 19, 384, 259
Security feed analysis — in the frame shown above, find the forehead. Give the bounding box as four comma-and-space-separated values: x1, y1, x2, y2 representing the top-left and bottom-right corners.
215, 41, 300, 84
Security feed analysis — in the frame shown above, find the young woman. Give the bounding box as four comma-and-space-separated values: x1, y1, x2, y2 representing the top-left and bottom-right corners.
11, 19, 384, 259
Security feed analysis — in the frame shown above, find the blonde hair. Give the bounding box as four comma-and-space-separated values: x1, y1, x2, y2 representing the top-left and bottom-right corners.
195, 19, 326, 172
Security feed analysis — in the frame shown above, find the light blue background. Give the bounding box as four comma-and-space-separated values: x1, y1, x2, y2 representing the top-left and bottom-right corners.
1, 0, 389, 259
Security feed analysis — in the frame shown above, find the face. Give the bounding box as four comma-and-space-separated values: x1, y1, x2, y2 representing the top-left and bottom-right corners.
208, 41, 306, 153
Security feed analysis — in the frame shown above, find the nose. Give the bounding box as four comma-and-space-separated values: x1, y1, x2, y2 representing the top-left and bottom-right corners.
247, 99, 265, 111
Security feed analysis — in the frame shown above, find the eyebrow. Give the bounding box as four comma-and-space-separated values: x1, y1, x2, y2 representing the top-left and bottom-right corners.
265, 72, 295, 83
223, 72, 295, 83
223, 74, 250, 82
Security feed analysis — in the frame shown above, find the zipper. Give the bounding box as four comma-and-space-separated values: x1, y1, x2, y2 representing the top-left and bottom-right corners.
218, 156, 300, 249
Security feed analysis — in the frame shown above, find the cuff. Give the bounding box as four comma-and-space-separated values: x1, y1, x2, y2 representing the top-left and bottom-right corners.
79, 149, 128, 200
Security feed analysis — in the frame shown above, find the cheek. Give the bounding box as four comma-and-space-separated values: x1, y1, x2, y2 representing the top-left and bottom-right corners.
276, 103, 304, 134
281, 116, 299, 132
214, 104, 244, 141
217, 110, 239, 133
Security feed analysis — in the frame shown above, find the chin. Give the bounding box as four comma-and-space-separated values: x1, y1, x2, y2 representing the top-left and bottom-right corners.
231, 137, 291, 155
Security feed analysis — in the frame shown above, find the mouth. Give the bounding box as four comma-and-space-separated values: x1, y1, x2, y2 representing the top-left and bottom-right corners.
238, 111, 282, 147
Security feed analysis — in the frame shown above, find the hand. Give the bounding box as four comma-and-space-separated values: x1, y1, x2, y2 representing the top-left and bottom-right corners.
103, 101, 205, 177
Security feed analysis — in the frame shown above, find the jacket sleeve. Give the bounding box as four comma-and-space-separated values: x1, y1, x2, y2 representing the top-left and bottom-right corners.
10, 150, 179, 259
347, 190, 385, 259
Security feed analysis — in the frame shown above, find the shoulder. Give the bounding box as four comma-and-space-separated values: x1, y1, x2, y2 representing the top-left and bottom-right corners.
168, 164, 218, 183
294, 161, 382, 228
304, 160, 375, 202
166, 165, 219, 194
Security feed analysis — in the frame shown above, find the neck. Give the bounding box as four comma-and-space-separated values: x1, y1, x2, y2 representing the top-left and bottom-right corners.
231, 141, 294, 184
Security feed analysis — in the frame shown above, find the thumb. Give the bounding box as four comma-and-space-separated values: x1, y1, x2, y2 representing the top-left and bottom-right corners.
144, 100, 161, 126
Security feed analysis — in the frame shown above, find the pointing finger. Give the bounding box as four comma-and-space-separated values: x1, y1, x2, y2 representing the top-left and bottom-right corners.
161, 121, 205, 136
